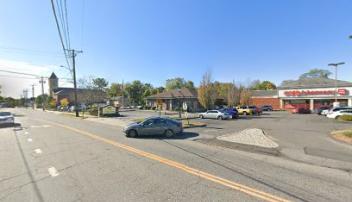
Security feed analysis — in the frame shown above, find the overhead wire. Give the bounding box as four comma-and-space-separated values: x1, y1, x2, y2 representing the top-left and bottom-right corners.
50, 0, 71, 70
0, 69, 73, 81
64, 0, 71, 49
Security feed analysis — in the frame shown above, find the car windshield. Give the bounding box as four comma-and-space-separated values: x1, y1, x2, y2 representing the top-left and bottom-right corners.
0, 112, 11, 116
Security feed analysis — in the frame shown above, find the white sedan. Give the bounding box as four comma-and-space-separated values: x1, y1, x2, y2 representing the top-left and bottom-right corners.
199, 110, 231, 120
0, 112, 14, 125
321, 109, 330, 116
326, 110, 352, 119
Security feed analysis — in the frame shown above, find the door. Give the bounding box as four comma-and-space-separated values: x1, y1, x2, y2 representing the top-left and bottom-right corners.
208, 110, 217, 119
141, 119, 158, 135
153, 118, 167, 135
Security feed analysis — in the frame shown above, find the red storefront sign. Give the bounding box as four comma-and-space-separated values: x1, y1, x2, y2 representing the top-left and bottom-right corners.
284, 89, 348, 96
337, 89, 347, 95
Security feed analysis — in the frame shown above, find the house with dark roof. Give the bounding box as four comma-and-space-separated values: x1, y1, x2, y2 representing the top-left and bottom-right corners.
145, 88, 200, 111
249, 77, 352, 111
48, 72, 107, 105
52, 87, 106, 105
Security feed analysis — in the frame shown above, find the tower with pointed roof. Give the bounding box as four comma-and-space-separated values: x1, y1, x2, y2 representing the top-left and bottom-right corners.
48, 72, 58, 97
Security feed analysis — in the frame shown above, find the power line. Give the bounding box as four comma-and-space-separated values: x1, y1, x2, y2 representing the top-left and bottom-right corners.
50, 0, 71, 69
0, 46, 62, 55
56, 0, 69, 49
0, 69, 73, 81
64, 0, 71, 49
0, 69, 40, 77
0, 74, 39, 80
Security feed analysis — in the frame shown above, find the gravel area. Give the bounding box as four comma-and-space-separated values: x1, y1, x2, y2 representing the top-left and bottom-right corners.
217, 128, 279, 148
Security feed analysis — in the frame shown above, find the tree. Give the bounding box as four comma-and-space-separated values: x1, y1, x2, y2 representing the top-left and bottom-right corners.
299, 68, 332, 79
125, 80, 145, 105
92, 77, 109, 90
198, 71, 216, 109
250, 80, 277, 90
108, 83, 124, 98
60, 98, 69, 107
35, 94, 51, 108
240, 89, 252, 105
165, 78, 195, 90
49, 99, 57, 109
78, 76, 94, 89
185, 81, 196, 91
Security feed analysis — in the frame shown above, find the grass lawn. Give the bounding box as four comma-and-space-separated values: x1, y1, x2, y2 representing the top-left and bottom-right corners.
342, 131, 352, 138
331, 129, 352, 144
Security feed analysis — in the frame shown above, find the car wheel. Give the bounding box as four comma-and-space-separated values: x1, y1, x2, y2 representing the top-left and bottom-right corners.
335, 116, 340, 120
165, 129, 174, 138
199, 115, 204, 119
127, 130, 138, 138
243, 112, 247, 116
217, 116, 223, 120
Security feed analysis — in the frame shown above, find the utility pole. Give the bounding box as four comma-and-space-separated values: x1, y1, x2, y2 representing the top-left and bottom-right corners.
23, 89, 28, 108
31, 84, 35, 109
39, 76, 46, 111
69, 49, 82, 117
328, 62, 345, 102
122, 80, 124, 108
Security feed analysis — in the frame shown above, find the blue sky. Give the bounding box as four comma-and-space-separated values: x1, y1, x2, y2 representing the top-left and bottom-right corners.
1, 0, 352, 97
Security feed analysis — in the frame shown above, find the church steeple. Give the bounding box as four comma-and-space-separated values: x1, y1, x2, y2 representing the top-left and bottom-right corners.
48, 72, 59, 96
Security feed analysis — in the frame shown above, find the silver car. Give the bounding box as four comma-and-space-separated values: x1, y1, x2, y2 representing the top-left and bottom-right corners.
199, 110, 231, 120
0, 112, 14, 126
123, 117, 183, 138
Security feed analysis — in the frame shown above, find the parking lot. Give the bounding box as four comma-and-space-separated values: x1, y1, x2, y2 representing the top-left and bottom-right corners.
184, 111, 352, 163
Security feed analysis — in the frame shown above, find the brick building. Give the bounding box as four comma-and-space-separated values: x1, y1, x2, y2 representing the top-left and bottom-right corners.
249, 77, 352, 112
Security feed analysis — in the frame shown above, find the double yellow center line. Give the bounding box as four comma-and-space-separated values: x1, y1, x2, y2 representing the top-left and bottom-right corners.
41, 119, 290, 202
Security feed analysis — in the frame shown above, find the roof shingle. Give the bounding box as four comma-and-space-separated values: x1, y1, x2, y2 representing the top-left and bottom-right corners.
146, 88, 197, 99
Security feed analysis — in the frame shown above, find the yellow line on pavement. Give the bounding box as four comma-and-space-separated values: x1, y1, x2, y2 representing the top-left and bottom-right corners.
40, 119, 290, 202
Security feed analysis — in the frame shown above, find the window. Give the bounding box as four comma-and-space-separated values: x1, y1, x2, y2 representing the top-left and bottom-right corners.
0, 112, 11, 116
143, 119, 155, 126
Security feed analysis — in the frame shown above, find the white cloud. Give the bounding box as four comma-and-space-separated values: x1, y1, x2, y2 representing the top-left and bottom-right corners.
0, 59, 71, 98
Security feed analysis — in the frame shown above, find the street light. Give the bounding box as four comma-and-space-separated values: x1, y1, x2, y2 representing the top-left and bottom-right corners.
328, 62, 345, 102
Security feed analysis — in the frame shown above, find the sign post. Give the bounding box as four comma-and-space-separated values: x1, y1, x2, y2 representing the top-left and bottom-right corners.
182, 102, 189, 125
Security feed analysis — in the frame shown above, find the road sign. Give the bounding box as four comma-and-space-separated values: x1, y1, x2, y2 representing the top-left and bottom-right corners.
182, 102, 188, 111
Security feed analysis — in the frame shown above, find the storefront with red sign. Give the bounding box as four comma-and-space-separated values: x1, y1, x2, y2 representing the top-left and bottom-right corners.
249, 78, 352, 112
279, 87, 351, 112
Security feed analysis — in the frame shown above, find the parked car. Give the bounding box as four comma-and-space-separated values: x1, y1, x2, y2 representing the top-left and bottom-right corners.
261, 105, 273, 111
236, 106, 254, 115
326, 107, 352, 117
0, 112, 14, 126
69, 104, 87, 112
249, 105, 262, 115
321, 108, 331, 116
297, 108, 311, 114
327, 109, 352, 119
317, 106, 330, 115
220, 108, 239, 119
199, 110, 231, 120
123, 117, 183, 138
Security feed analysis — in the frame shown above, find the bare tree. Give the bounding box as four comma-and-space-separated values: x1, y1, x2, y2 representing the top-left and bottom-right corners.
198, 71, 216, 109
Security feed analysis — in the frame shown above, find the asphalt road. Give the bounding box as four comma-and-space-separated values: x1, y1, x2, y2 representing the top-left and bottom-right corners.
1, 108, 352, 202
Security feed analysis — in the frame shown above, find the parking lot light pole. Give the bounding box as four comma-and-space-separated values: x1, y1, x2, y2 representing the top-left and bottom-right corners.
328, 62, 345, 102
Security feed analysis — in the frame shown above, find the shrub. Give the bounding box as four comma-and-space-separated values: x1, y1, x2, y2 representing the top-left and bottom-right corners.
88, 104, 98, 116
60, 98, 69, 107
342, 131, 352, 138
339, 115, 352, 121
